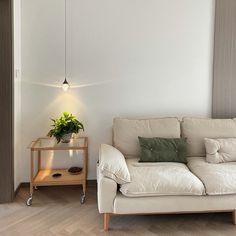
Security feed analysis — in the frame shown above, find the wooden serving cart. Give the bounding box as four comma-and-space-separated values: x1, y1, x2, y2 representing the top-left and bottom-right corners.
26, 137, 88, 206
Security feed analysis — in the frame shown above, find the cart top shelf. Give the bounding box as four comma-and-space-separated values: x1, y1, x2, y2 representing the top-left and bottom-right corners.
29, 137, 88, 151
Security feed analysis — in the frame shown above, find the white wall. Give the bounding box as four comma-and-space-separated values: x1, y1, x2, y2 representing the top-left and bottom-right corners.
14, 0, 22, 190
20, 0, 215, 181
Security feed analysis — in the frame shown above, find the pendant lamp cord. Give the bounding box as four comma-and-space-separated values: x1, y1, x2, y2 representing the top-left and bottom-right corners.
65, 0, 67, 80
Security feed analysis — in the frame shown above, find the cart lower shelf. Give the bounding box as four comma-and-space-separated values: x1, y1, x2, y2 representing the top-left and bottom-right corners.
33, 169, 85, 186
26, 168, 86, 206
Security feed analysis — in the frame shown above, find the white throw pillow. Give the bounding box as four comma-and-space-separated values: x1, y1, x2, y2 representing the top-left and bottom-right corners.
205, 138, 236, 163
99, 144, 131, 184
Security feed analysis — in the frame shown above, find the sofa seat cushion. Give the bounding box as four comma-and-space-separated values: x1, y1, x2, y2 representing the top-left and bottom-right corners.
119, 158, 205, 197
187, 157, 236, 195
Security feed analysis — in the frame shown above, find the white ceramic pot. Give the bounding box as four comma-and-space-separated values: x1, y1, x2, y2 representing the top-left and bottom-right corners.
61, 133, 72, 143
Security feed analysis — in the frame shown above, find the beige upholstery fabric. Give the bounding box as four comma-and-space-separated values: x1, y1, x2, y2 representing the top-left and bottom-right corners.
97, 167, 117, 213
205, 138, 236, 163
97, 117, 236, 215
99, 144, 130, 184
113, 117, 181, 157
188, 157, 236, 195
120, 159, 205, 197
181, 117, 236, 157
113, 193, 236, 214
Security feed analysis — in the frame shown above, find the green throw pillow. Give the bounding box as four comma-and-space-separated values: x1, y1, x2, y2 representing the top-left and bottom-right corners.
138, 137, 187, 163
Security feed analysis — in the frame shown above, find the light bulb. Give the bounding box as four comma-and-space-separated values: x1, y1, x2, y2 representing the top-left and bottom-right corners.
62, 78, 70, 91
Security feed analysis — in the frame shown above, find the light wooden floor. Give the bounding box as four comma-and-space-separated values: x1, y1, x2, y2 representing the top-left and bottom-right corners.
0, 186, 236, 236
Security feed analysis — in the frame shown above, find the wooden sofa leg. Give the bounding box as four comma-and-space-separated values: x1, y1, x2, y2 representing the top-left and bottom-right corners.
233, 210, 236, 225
104, 213, 111, 231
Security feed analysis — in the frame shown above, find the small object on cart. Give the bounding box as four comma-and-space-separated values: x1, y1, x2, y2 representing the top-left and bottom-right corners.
68, 166, 83, 175
52, 173, 62, 178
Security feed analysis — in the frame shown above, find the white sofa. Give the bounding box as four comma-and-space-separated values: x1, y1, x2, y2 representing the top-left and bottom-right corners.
97, 117, 236, 230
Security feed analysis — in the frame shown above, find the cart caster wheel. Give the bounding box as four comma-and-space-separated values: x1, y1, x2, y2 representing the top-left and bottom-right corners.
26, 196, 33, 206
80, 194, 86, 204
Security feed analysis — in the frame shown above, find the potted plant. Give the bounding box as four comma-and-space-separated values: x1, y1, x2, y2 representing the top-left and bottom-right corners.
47, 112, 84, 143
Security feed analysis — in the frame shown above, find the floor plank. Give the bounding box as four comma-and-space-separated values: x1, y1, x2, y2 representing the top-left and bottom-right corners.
0, 186, 236, 235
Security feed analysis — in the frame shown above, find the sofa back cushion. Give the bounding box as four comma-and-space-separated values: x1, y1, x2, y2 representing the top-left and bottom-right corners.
182, 117, 236, 157
113, 117, 181, 157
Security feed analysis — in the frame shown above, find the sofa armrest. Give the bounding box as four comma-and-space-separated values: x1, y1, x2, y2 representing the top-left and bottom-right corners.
97, 170, 117, 213
97, 144, 130, 213
98, 144, 130, 184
